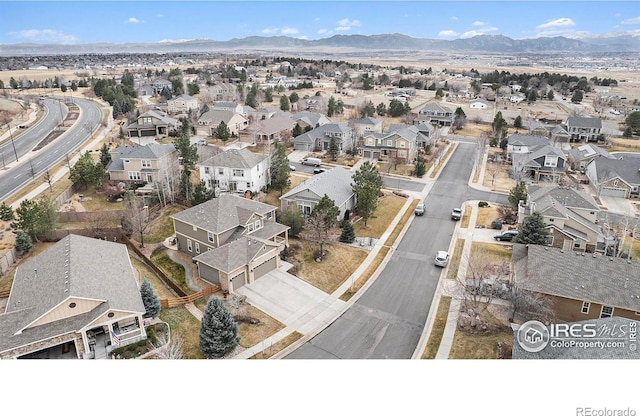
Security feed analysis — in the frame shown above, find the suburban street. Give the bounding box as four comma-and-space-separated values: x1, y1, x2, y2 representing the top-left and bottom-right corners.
285, 142, 507, 358
0, 97, 103, 201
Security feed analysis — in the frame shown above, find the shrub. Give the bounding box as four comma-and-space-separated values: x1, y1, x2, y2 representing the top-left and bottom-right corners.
478, 201, 489, 208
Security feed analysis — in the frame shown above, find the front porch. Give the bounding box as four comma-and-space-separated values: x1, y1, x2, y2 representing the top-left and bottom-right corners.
82, 316, 147, 359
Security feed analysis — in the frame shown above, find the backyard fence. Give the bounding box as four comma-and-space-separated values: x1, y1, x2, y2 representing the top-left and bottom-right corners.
160, 285, 219, 308
0, 248, 17, 277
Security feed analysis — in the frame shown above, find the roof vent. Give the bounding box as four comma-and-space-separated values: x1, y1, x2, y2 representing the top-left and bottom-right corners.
560, 249, 564, 253
581, 285, 585, 289
582, 253, 585, 256
593, 254, 597, 258
610, 257, 614, 261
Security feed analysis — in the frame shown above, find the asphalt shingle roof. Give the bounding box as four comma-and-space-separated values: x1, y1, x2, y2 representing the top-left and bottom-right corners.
591, 154, 640, 185
193, 237, 278, 273
568, 144, 615, 162
200, 148, 267, 169
507, 134, 549, 147
280, 166, 354, 208
567, 116, 602, 129
528, 185, 599, 211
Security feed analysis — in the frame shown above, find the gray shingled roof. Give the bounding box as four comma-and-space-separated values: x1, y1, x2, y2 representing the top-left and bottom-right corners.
171, 193, 276, 234
293, 122, 352, 145
591, 154, 640, 185
200, 148, 266, 169
280, 166, 354, 207
528, 185, 599, 211
353, 117, 382, 126
507, 134, 549, 147
513, 243, 640, 312
107, 143, 176, 172
198, 110, 245, 125
169, 94, 197, 102
567, 116, 602, 129
291, 111, 331, 127
0, 235, 144, 353
512, 317, 640, 359
193, 236, 278, 273
255, 114, 296, 136
568, 144, 615, 162
419, 101, 453, 114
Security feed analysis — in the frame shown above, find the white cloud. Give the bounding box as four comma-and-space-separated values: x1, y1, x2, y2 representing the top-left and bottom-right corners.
318, 28, 329, 35
10, 29, 78, 44
261, 28, 278, 35
298, 35, 308, 40
621, 16, 640, 25
536, 17, 576, 30
261, 27, 299, 36
450, 16, 458, 21
438, 30, 459, 37
461, 26, 499, 38
280, 27, 299, 35
127, 17, 143, 24
155, 14, 164, 18
472, 21, 487, 26
335, 18, 361, 31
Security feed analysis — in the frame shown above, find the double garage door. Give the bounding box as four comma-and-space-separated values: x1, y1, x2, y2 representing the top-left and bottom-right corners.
601, 187, 628, 198
252, 256, 277, 280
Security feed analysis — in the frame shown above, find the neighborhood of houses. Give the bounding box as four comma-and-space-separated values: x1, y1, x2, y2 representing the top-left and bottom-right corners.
1, 53, 640, 361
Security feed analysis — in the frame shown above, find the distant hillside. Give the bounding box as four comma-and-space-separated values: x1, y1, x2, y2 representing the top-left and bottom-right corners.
1, 33, 639, 56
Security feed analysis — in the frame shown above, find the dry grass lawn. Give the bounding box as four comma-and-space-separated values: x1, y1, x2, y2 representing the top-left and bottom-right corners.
609, 138, 640, 153
376, 162, 413, 176
447, 239, 466, 280
72, 188, 125, 211
150, 250, 194, 295
475, 205, 501, 228
130, 255, 175, 299
340, 246, 390, 302
235, 304, 286, 349
448, 305, 513, 359
482, 161, 514, 193
422, 296, 452, 359
145, 204, 185, 244
257, 174, 308, 208
295, 241, 368, 294
158, 306, 204, 359
450, 122, 490, 137
249, 331, 303, 359
460, 205, 472, 228
469, 242, 513, 274
354, 193, 406, 239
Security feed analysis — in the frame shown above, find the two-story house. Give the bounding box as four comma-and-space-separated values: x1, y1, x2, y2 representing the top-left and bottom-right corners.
511, 144, 566, 183
506, 134, 549, 158
518, 185, 603, 252
0, 235, 147, 359
361, 124, 422, 162
566, 116, 603, 142
196, 110, 249, 137
415, 102, 454, 126
152, 79, 172, 95
167, 94, 199, 115
107, 143, 177, 185
253, 114, 296, 144
292, 122, 355, 153
209, 83, 237, 101
291, 111, 332, 130
199, 148, 269, 195
567, 143, 616, 171
351, 117, 384, 138
171, 194, 290, 293
586, 153, 640, 199
126, 110, 178, 139
212, 101, 245, 115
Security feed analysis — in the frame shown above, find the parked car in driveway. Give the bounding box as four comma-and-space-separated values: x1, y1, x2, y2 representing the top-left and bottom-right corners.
414, 203, 425, 216
494, 230, 518, 241
434, 251, 449, 267
451, 207, 462, 220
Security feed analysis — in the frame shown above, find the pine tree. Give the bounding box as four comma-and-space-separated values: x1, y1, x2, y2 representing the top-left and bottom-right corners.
339, 221, 356, 243
328, 136, 339, 161
270, 143, 290, 196
15, 231, 33, 253
216, 121, 231, 142
352, 161, 383, 227
190, 180, 214, 206
508, 181, 528, 210
414, 154, 426, 178
0, 202, 14, 221
99, 143, 112, 167
140, 279, 161, 319
513, 212, 550, 245
279, 205, 304, 237
199, 297, 239, 359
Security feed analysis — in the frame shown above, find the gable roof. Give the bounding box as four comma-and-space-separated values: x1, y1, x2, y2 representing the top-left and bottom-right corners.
169, 94, 197, 103
353, 117, 382, 126
512, 243, 640, 312
193, 236, 278, 273
507, 134, 549, 147
107, 143, 176, 171
255, 114, 296, 136
212, 101, 241, 109
128, 110, 178, 128
280, 166, 354, 207
567, 116, 602, 129
198, 110, 246, 126
568, 144, 615, 162
419, 101, 453, 114
590, 154, 640, 185
291, 111, 332, 127
293, 122, 352, 144
200, 148, 267, 169
528, 185, 599, 212
171, 193, 275, 234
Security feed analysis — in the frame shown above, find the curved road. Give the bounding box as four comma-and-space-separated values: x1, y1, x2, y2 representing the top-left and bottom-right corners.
0, 97, 103, 202
285, 142, 507, 359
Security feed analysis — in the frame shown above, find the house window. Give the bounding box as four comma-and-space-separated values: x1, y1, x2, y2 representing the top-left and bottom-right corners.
581, 302, 590, 314
248, 223, 254, 233
207, 232, 214, 243
367, 138, 374, 146
399, 141, 405, 148
128, 171, 141, 181
613, 180, 619, 187
255, 220, 261, 230
386, 140, 392, 147
266, 211, 273, 220
218, 168, 224, 175
600, 305, 614, 318
574, 240, 581, 248
192, 225, 197, 232
187, 239, 192, 252
195, 242, 200, 254
544, 156, 558, 167
548, 218, 554, 222
246, 182, 251, 188
204, 167, 210, 174
142, 160, 151, 168
233, 169, 245, 177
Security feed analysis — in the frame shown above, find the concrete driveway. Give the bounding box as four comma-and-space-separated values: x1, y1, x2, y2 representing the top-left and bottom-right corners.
599, 196, 637, 217
235, 267, 346, 334
287, 150, 309, 163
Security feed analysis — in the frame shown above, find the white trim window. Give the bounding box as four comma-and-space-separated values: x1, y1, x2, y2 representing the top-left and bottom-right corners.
204, 167, 210, 174
187, 239, 192, 252
247, 223, 254, 233
142, 160, 151, 168
207, 231, 214, 243
218, 168, 224, 175
386, 139, 392, 147
195, 242, 200, 254
233, 169, 245, 177
128, 171, 142, 181
600, 305, 614, 318
544, 156, 558, 167
255, 220, 261, 230
581, 302, 590, 314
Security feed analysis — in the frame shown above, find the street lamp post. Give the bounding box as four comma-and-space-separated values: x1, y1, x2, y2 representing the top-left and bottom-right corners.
8, 122, 18, 162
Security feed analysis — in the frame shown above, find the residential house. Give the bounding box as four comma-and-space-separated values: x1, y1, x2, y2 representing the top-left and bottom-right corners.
506, 134, 549, 158
567, 143, 616, 171
512, 243, 640, 323
361, 124, 424, 162
199, 148, 269, 195
416, 102, 454, 126
171, 194, 289, 293
280, 167, 355, 219
126, 110, 178, 139
196, 110, 249, 137
469, 98, 490, 109
0, 235, 147, 359
167, 94, 199, 115
352, 117, 384, 138
291, 111, 332, 130
249, 106, 281, 121
586, 153, 640, 199
136, 83, 155, 97
152, 79, 172, 95
527, 120, 550, 137
212, 101, 245, 115
550, 125, 571, 143
210, 83, 237, 101
107, 143, 177, 185
566, 116, 603, 142
253, 114, 296, 144
508, 94, 526, 104
511, 145, 566, 183
414, 121, 437, 149
518, 185, 603, 252
292, 122, 355, 153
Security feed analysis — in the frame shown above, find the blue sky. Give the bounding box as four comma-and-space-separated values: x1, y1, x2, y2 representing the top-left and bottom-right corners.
1, 1, 640, 44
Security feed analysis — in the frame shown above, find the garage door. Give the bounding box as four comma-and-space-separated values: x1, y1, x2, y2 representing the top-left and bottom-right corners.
363, 150, 372, 158
230, 271, 246, 291
601, 187, 628, 198
252, 256, 277, 280
293, 143, 309, 151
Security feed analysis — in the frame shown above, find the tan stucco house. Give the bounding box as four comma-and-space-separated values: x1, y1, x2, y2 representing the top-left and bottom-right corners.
107, 143, 177, 185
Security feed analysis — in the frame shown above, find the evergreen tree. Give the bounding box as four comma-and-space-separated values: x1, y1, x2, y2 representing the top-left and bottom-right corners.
508, 181, 528, 210
118, 126, 126, 141
140, 279, 161, 319
12, 196, 57, 242
527, 89, 538, 103
339, 221, 356, 243
173, 135, 198, 170
215, 121, 231, 142
514, 115, 523, 129
571, 89, 584, 104
292, 123, 303, 137
0, 202, 14, 221
279, 95, 290, 111
15, 231, 33, 253
623, 126, 634, 138
328, 136, 339, 161
270, 143, 290, 196
199, 297, 239, 359
306, 195, 340, 256
69, 151, 106, 190
546, 89, 554, 101
352, 161, 384, 226
453, 107, 467, 129
360, 101, 375, 118
414, 154, 427, 178
491, 111, 508, 141
99, 143, 111, 167
327, 96, 336, 117
513, 212, 550, 246
376, 102, 387, 116
190, 180, 215, 206
279, 205, 304, 237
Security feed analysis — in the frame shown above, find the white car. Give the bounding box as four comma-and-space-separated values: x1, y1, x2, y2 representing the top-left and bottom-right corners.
434, 251, 449, 267
289, 165, 296, 171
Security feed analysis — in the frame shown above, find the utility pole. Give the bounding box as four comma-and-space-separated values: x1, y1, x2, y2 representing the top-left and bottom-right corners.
8, 122, 18, 162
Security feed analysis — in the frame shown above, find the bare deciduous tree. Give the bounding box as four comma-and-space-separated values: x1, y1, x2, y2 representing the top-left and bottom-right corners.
487, 162, 502, 187
150, 335, 184, 359
123, 192, 150, 247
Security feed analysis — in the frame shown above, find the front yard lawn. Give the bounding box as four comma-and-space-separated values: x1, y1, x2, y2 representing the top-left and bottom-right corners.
475, 205, 501, 228
354, 192, 406, 239
448, 305, 513, 359
158, 306, 204, 359
257, 174, 308, 208
145, 204, 185, 244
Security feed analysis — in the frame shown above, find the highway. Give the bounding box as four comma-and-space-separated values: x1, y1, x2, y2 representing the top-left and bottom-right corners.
285, 142, 506, 359
0, 97, 103, 202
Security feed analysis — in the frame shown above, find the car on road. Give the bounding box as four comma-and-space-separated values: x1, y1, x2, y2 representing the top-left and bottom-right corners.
313, 168, 326, 174
451, 207, 462, 220
414, 203, 425, 216
289, 165, 296, 171
494, 230, 519, 242
434, 251, 449, 267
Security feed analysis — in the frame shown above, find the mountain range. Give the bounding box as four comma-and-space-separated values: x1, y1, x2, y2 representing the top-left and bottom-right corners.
1, 33, 640, 56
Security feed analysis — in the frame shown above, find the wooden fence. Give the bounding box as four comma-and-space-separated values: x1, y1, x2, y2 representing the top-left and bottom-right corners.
125, 240, 188, 298
0, 289, 10, 298
160, 285, 220, 308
